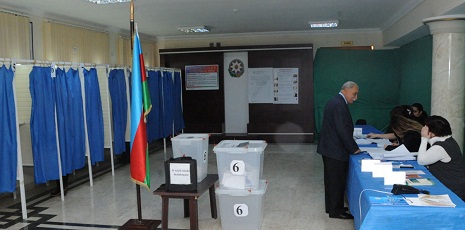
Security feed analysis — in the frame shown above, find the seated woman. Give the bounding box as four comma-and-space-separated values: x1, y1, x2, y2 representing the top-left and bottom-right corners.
368, 105, 415, 142
417, 115, 465, 200
411, 102, 428, 125
384, 114, 422, 152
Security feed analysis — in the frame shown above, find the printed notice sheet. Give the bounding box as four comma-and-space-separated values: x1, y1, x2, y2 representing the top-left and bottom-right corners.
169, 163, 192, 185
248, 68, 274, 103
273, 68, 299, 104
185, 65, 219, 90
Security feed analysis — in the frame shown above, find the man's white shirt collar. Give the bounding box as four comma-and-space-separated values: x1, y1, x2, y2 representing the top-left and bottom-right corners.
339, 92, 348, 104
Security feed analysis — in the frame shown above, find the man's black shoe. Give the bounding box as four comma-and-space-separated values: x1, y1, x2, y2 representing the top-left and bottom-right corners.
50, 188, 68, 197
326, 207, 349, 214
329, 212, 354, 219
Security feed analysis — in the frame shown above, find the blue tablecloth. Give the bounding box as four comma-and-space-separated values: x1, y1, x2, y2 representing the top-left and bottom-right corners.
355, 125, 383, 135
347, 153, 465, 229
354, 125, 383, 147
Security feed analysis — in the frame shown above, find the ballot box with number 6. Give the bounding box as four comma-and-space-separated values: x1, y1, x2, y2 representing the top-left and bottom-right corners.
215, 180, 268, 230
213, 140, 267, 189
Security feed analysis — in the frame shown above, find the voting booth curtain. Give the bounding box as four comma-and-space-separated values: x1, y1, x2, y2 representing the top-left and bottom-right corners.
146, 69, 163, 142
109, 68, 185, 145
0, 65, 17, 193
29, 66, 105, 184
146, 68, 185, 143
84, 68, 105, 165
108, 68, 128, 155
314, 36, 432, 137
29, 66, 60, 184
55, 67, 86, 175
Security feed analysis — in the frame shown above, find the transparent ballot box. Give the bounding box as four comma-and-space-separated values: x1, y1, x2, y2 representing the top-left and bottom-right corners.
171, 133, 209, 182
213, 140, 266, 189
216, 180, 268, 230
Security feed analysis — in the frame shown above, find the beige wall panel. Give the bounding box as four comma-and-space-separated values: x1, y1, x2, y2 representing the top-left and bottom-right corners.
0, 12, 30, 59
14, 64, 34, 166
43, 22, 109, 64
96, 66, 112, 148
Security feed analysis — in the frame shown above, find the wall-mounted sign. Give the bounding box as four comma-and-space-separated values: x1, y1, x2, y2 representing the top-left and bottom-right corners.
185, 65, 219, 90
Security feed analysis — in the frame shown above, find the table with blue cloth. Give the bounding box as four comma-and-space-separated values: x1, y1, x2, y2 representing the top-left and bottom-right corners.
355, 125, 384, 135
348, 127, 465, 229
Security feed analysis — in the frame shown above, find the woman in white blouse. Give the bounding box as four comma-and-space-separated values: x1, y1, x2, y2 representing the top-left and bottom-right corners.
417, 115, 465, 201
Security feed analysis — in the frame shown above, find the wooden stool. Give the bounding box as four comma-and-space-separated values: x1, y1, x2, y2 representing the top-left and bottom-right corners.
153, 174, 218, 230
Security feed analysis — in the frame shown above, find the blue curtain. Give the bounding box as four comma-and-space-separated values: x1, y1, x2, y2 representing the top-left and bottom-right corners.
29, 66, 60, 184
147, 70, 163, 142
55, 68, 86, 175
162, 70, 174, 137
108, 69, 127, 154
84, 68, 105, 165
0, 65, 17, 193
173, 70, 185, 133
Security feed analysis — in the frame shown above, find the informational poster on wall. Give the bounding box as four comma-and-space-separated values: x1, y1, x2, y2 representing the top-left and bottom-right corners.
248, 68, 274, 103
273, 68, 299, 104
185, 65, 219, 90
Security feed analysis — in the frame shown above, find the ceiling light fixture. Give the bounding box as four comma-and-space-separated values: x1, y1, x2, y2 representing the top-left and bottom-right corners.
86, 0, 131, 4
177, 26, 211, 33
309, 20, 339, 28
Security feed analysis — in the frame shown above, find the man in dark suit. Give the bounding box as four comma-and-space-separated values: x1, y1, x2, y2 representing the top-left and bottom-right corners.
317, 81, 361, 219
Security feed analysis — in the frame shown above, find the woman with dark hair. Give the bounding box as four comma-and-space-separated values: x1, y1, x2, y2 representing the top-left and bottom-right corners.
384, 114, 422, 152
417, 115, 465, 200
411, 103, 428, 125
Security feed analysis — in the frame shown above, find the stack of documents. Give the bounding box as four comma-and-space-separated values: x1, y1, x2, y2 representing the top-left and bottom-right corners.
363, 144, 417, 161
405, 178, 434, 186
405, 194, 456, 207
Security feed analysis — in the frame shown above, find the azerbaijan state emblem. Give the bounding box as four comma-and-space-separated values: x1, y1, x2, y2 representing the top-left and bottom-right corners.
228, 59, 245, 77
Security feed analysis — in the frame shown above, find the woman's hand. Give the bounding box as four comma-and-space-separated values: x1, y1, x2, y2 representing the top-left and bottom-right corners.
421, 126, 431, 138
367, 133, 378, 138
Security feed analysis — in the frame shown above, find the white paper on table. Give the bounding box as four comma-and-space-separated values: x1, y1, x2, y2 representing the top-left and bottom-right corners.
366, 138, 392, 146
372, 162, 392, 178
356, 138, 373, 145
406, 194, 456, 207
383, 156, 416, 161
360, 147, 385, 160
403, 170, 425, 175
384, 171, 406, 185
362, 145, 416, 160
361, 159, 381, 172
383, 144, 415, 157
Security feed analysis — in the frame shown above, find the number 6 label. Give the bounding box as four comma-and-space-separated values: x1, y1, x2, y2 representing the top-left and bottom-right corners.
230, 160, 245, 175
233, 204, 249, 217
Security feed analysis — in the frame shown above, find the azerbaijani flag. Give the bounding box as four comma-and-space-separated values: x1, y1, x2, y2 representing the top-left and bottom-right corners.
130, 27, 152, 189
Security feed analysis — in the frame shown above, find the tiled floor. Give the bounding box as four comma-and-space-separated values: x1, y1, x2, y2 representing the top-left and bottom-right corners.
0, 143, 356, 230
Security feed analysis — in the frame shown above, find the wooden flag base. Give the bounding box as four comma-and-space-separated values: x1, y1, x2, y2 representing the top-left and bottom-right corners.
120, 219, 161, 230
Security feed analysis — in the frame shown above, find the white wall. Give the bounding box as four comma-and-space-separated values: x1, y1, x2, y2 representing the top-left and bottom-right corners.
157, 30, 383, 57
224, 52, 249, 133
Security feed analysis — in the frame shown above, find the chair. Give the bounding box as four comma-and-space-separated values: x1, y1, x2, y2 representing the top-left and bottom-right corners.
355, 119, 367, 125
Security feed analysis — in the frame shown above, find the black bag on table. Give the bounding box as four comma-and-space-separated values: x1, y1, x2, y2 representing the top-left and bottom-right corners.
164, 156, 197, 192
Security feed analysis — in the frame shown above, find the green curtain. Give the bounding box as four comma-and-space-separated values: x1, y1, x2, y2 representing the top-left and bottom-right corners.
314, 35, 432, 138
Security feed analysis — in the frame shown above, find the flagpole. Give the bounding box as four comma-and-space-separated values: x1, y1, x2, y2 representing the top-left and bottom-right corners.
130, 0, 134, 51
121, 0, 160, 229
130, 0, 143, 223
